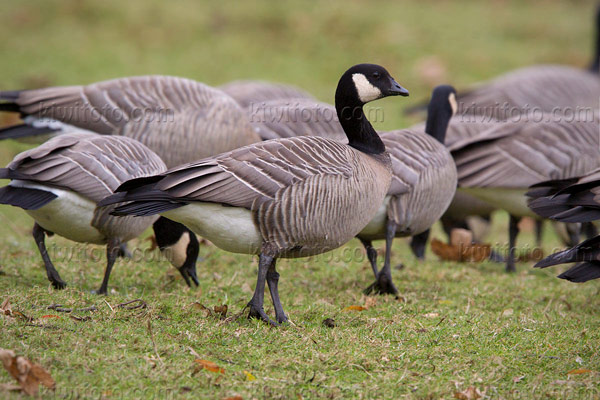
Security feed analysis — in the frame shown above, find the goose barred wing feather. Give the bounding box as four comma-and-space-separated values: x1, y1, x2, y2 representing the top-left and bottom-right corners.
5, 76, 260, 166
149, 136, 356, 209
380, 130, 457, 232
7, 133, 166, 202
219, 80, 315, 108
452, 118, 600, 188
247, 98, 346, 142
458, 65, 600, 116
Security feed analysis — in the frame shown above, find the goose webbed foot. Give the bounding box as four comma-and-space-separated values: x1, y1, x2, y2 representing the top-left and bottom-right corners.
247, 301, 278, 326
364, 271, 398, 296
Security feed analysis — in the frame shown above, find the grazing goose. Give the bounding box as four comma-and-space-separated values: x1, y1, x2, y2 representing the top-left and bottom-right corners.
247, 98, 346, 141
356, 85, 458, 295
528, 168, 600, 282
451, 115, 600, 272
0, 132, 199, 293
218, 80, 315, 109
98, 63, 409, 325
0, 76, 261, 167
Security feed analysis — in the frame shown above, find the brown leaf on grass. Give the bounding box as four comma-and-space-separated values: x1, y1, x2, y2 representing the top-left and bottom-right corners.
223, 396, 243, 400
214, 305, 228, 319
567, 368, 592, 375
343, 305, 366, 312
431, 238, 491, 263
194, 359, 225, 374
0, 299, 31, 323
0, 348, 55, 396
512, 375, 525, 383
454, 386, 482, 400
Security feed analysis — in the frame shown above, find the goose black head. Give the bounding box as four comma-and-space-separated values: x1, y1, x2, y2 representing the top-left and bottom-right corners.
336, 63, 409, 106
425, 85, 458, 145
153, 217, 199, 287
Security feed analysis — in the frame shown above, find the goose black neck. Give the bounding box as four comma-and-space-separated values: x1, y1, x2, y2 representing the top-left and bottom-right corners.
424, 104, 452, 144
335, 93, 385, 154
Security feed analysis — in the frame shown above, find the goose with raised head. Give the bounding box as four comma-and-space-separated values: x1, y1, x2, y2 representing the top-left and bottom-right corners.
0, 76, 261, 168
0, 132, 199, 293
355, 85, 458, 295
97, 63, 409, 325
450, 114, 600, 272
218, 80, 315, 109
528, 168, 600, 282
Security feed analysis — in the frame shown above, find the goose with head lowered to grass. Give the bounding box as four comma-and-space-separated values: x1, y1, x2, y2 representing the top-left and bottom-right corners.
98, 63, 409, 325
0, 132, 199, 293
0, 76, 261, 168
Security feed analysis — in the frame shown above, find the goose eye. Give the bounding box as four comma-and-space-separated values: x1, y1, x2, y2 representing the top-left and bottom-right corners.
372, 72, 381, 79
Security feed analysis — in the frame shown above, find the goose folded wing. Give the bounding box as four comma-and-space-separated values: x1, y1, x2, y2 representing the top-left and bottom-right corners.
6, 134, 165, 202
102, 136, 355, 213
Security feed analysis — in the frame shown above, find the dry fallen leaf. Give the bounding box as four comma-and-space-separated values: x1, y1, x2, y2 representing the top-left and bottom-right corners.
454, 386, 482, 400
0, 348, 55, 396
343, 305, 366, 312
214, 305, 228, 319
243, 370, 256, 381
431, 238, 491, 263
512, 375, 525, 383
567, 368, 592, 375
223, 396, 243, 400
194, 359, 225, 374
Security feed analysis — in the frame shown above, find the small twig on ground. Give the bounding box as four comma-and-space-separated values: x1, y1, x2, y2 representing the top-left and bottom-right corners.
116, 299, 147, 310
103, 300, 114, 313
47, 304, 98, 313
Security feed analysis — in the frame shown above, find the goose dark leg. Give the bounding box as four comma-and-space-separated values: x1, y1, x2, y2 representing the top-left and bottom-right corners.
359, 238, 379, 278
409, 229, 429, 260
564, 223, 581, 247
365, 220, 398, 296
95, 238, 121, 295
32, 223, 66, 289
534, 219, 544, 248
583, 222, 598, 240
247, 253, 278, 326
506, 215, 519, 273
266, 262, 287, 324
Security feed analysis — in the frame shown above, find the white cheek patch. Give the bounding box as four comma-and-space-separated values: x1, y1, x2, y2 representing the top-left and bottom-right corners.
352, 73, 382, 103
449, 92, 458, 115
163, 231, 191, 268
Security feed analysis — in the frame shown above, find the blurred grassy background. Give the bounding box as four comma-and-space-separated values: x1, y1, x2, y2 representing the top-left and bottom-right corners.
1, 1, 599, 399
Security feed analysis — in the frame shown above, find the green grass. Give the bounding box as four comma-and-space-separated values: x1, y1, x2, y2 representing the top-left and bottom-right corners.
1, 1, 599, 399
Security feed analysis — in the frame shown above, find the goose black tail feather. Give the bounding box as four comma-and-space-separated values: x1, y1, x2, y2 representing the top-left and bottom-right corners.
535, 235, 600, 269
0, 124, 58, 140
557, 262, 600, 282
0, 186, 57, 210
98, 186, 188, 217
0, 90, 22, 113
526, 178, 579, 199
